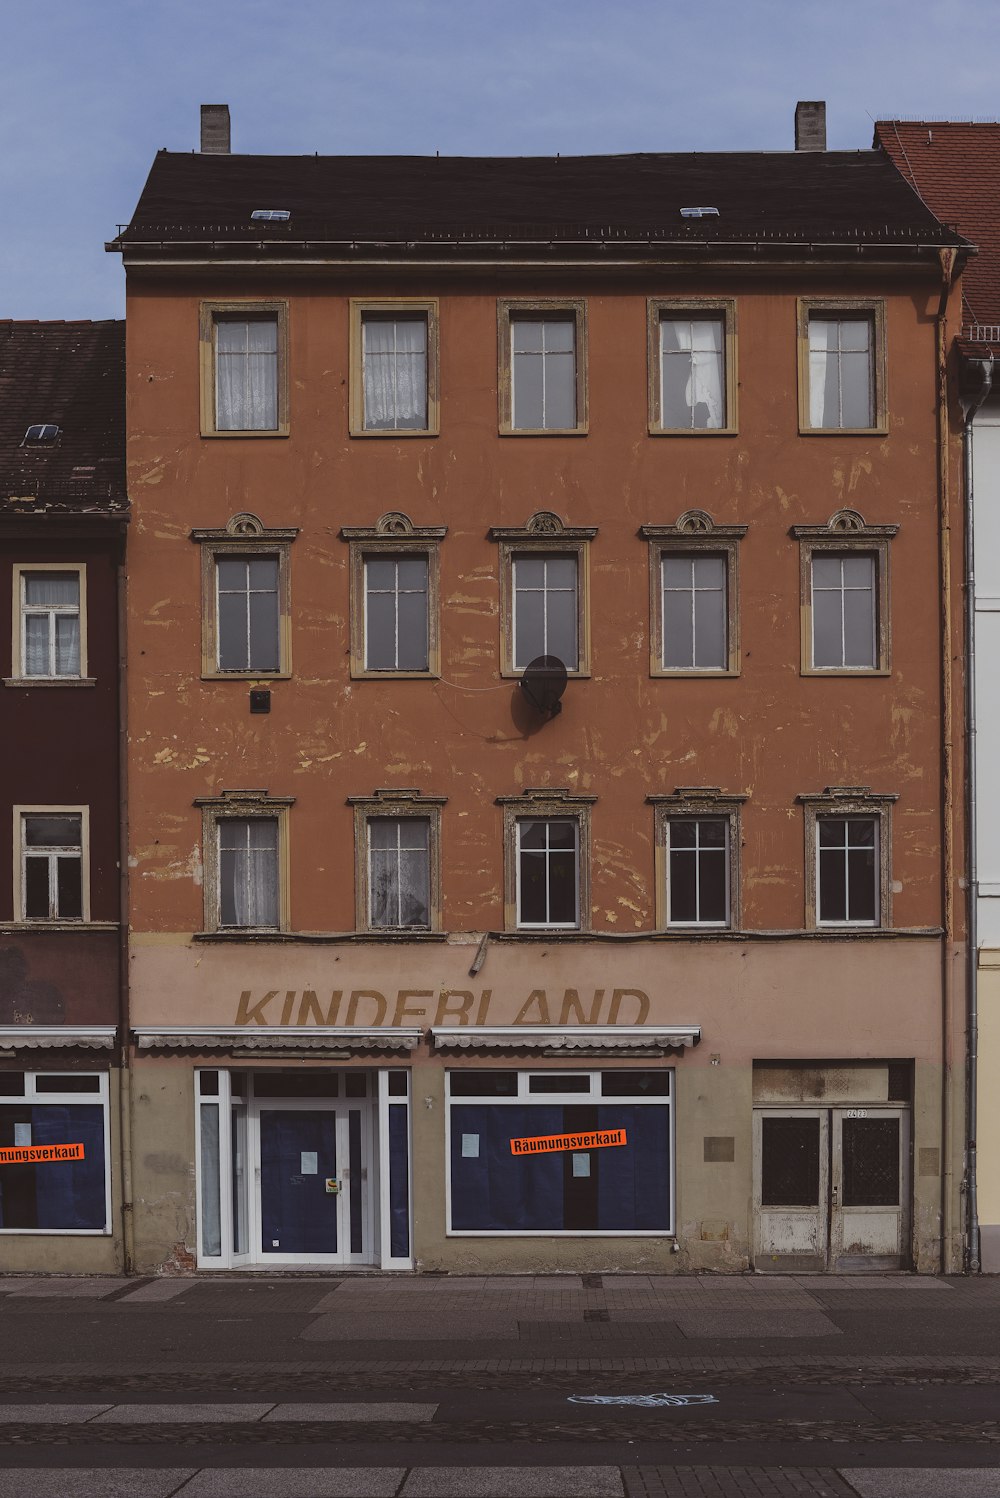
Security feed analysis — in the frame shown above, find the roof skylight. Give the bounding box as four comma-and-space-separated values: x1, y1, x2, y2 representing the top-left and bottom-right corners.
250, 209, 290, 223
22, 424, 62, 444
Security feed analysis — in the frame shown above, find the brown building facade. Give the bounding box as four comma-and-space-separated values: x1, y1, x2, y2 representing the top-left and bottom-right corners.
112, 111, 970, 1274
0, 320, 128, 1271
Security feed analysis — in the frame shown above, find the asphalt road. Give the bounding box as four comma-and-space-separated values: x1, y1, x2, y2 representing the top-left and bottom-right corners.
1, 1271, 999, 1497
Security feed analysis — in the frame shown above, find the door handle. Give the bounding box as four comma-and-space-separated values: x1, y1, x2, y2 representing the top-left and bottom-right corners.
831, 1184, 839, 1204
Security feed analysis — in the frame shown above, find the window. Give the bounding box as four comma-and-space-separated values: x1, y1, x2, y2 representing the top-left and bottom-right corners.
793, 510, 896, 675
641, 512, 746, 677
192, 513, 297, 679
349, 301, 439, 435
513, 555, 577, 670
199, 302, 289, 437
195, 790, 294, 933
0, 1071, 111, 1234
349, 789, 445, 933
446, 1069, 674, 1235
490, 512, 595, 678
648, 299, 737, 433
649, 789, 744, 931
15, 809, 88, 922
342, 513, 445, 679
9, 565, 88, 683
498, 299, 588, 434
798, 299, 886, 433
798, 787, 897, 931
498, 789, 595, 932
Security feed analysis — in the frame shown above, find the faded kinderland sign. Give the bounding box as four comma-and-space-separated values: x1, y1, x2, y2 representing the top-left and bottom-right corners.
233, 987, 652, 1028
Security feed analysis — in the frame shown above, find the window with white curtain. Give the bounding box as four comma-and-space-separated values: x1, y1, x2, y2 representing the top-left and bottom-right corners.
214, 316, 279, 431
367, 816, 431, 929
362, 316, 429, 430
807, 314, 875, 429
19, 570, 82, 677
659, 315, 725, 429
217, 817, 279, 929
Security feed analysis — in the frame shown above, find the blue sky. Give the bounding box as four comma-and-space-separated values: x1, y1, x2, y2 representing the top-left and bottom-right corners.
2, 0, 998, 319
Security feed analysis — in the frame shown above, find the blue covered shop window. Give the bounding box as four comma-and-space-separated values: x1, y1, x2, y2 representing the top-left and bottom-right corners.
595, 1105, 671, 1231
388, 1102, 410, 1258
0, 1104, 107, 1231
450, 1104, 564, 1231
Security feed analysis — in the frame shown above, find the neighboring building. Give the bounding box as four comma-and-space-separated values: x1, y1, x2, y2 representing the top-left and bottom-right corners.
110, 104, 970, 1275
0, 320, 128, 1270
877, 120, 1000, 1272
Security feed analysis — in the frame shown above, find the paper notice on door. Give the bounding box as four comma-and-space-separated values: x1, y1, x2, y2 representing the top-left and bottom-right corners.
461, 1133, 480, 1158
14, 1123, 31, 1146
572, 1153, 592, 1178
300, 1151, 318, 1175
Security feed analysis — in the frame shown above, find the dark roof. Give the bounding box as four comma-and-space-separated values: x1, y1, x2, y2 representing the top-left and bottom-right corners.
876, 121, 1000, 349
0, 321, 127, 517
112, 148, 966, 254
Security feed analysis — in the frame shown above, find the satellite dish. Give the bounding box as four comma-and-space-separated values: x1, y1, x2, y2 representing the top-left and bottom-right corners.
519, 655, 568, 718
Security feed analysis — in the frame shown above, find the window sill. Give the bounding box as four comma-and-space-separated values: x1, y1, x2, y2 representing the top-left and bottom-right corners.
200, 428, 290, 439
349, 427, 440, 439
350, 669, 440, 682
648, 426, 738, 438
0, 921, 117, 933
502, 668, 591, 681
800, 667, 891, 678
799, 425, 889, 438
200, 671, 291, 682
3, 677, 96, 689
651, 668, 739, 679
499, 426, 589, 438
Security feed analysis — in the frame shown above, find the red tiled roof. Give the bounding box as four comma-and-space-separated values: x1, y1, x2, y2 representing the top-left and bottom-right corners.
111, 148, 965, 253
875, 121, 1000, 336
0, 321, 127, 516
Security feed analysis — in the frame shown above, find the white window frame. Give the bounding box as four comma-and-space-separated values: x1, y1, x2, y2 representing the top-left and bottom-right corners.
13, 805, 90, 924
515, 816, 580, 931
367, 815, 432, 931
217, 816, 281, 932
809, 551, 877, 671
195, 791, 294, 935
11, 564, 87, 683
214, 552, 282, 674
511, 553, 579, 671
666, 815, 731, 928
815, 813, 880, 929
660, 551, 728, 672
797, 299, 887, 436
444, 1068, 675, 1238
0, 1070, 111, 1236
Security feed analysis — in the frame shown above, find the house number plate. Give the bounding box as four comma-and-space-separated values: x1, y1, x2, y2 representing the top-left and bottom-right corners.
845, 1109, 869, 1118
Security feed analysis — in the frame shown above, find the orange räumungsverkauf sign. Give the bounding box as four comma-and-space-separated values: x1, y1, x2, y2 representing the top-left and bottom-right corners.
0, 1143, 85, 1165
509, 1128, 627, 1157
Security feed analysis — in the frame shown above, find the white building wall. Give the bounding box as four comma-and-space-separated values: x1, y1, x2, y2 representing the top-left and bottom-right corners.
974, 400, 1000, 947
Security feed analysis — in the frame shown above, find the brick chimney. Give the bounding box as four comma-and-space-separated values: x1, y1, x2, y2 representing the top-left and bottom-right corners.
794, 101, 826, 152
200, 104, 231, 155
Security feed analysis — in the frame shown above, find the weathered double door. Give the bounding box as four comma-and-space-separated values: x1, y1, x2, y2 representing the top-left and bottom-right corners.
753, 1107, 910, 1271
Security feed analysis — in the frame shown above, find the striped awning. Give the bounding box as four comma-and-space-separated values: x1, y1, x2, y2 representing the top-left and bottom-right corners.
431, 1025, 700, 1053
132, 1026, 422, 1054
0, 1026, 117, 1051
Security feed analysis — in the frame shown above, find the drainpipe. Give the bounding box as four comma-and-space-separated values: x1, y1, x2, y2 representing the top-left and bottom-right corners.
116, 529, 136, 1275
962, 354, 994, 1273
937, 249, 958, 1274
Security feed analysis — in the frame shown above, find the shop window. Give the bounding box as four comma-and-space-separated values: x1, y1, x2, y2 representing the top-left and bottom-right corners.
0, 1071, 110, 1233
497, 788, 596, 933
793, 510, 896, 676
11, 566, 87, 682
446, 1069, 673, 1235
641, 512, 746, 678
199, 302, 289, 437
797, 299, 887, 433
498, 299, 588, 435
341, 513, 446, 679
349, 300, 440, 435
195, 789, 294, 933
349, 789, 445, 933
192, 513, 298, 680
798, 786, 897, 931
647, 299, 737, 433
15, 808, 89, 923
490, 512, 596, 678
649, 789, 744, 931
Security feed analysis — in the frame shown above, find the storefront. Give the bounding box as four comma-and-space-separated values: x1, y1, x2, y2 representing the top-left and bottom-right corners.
125, 933, 955, 1276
